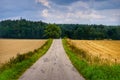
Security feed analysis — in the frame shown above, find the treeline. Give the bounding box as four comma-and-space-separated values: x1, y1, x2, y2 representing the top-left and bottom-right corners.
59, 24, 120, 40
0, 19, 47, 39
0, 19, 120, 39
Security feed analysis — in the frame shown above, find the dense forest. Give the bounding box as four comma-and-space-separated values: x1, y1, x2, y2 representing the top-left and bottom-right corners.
0, 19, 120, 40
59, 24, 120, 40
0, 19, 47, 39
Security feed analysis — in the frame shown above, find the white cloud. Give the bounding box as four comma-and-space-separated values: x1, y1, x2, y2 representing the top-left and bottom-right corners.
42, 9, 49, 17
90, 13, 105, 19
36, 0, 51, 8
39, 0, 120, 25
93, 9, 120, 24
40, 1, 91, 23
0, 16, 21, 21
70, 1, 89, 9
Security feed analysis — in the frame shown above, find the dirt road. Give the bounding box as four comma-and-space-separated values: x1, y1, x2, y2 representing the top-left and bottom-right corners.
19, 39, 85, 80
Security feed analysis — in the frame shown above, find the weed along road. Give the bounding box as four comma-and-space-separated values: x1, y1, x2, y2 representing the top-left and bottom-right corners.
19, 39, 85, 80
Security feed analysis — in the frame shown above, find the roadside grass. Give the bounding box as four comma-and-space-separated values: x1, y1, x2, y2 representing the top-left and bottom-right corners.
0, 39, 53, 80
62, 39, 120, 80
67, 39, 120, 64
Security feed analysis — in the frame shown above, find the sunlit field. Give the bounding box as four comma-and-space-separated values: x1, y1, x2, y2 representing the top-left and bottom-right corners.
68, 39, 120, 64
0, 39, 47, 64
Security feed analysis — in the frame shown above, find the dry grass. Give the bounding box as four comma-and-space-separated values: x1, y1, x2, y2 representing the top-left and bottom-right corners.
68, 39, 120, 64
0, 39, 47, 64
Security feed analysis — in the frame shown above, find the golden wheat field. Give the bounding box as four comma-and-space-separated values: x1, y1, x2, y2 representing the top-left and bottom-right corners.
68, 39, 120, 63
0, 39, 47, 64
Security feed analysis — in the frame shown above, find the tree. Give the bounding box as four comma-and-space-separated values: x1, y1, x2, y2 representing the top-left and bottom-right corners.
44, 24, 61, 38
0, 19, 120, 40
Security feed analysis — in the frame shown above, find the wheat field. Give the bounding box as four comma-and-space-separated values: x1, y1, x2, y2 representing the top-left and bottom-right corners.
0, 39, 47, 64
68, 39, 120, 63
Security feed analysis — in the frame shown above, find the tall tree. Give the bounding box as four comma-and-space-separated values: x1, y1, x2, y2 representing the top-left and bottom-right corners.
44, 24, 61, 38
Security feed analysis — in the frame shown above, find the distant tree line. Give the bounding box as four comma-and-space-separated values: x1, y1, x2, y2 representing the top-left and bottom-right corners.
0, 19, 120, 39
0, 19, 47, 39
59, 24, 120, 40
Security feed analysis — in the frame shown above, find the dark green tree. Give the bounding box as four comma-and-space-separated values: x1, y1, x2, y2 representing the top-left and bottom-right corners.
44, 24, 61, 38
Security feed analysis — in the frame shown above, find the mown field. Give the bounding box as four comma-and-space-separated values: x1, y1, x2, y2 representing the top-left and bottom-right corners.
63, 39, 120, 80
0, 39, 47, 64
68, 39, 120, 64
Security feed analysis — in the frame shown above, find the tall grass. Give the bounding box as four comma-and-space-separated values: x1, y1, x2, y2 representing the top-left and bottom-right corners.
62, 39, 120, 80
0, 39, 53, 80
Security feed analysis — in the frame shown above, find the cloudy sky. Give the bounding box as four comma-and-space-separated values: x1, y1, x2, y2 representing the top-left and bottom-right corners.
0, 0, 120, 25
